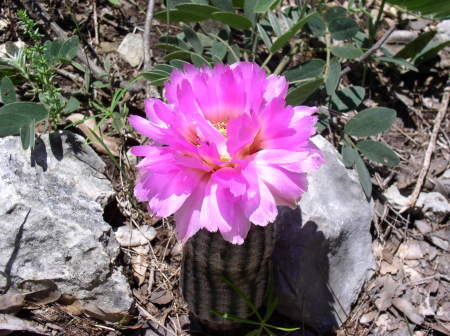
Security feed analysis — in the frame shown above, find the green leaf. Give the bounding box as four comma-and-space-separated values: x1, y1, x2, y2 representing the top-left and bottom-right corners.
164, 50, 192, 62
325, 58, 341, 95
183, 27, 203, 54
20, 118, 35, 150
170, 59, 191, 69
307, 14, 326, 37
210, 0, 234, 11
1, 76, 16, 104
270, 12, 317, 53
155, 43, 184, 52
324, 6, 347, 23
64, 96, 81, 114
285, 59, 325, 82
268, 11, 282, 36
357, 140, 400, 167
191, 53, 210, 67
0, 113, 30, 136
175, 3, 219, 18
60, 36, 79, 60
153, 64, 177, 74
211, 12, 253, 30
245, 330, 260, 336
141, 71, 169, 81
286, 78, 323, 105
91, 81, 109, 89
0, 102, 48, 122
414, 40, 450, 65
210, 41, 227, 61
154, 9, 206, 22
244, 0, 258, 25
257, 23, 272, 48
159, 35, 190, 50
329, 18, 359, 40
341, 142, 358, 168
345, 107, 396, 136
331, 45, 363, 59
386, 0, 450, 19
355, 153, 372, 198
254, 0, 279, 13
395, 30, 436, 59
331, 86, 365, 111
373, 56, 418, 71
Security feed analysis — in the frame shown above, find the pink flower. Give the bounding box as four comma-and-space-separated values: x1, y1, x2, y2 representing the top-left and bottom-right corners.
130, 62, 324, 244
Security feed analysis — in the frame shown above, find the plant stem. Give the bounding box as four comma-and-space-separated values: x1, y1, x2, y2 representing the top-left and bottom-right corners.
273, 44, 299, 75
323, 29, 331, 81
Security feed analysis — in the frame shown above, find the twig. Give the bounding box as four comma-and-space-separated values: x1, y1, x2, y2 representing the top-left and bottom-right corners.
93, 0, 99, 45
341, 25, 396, 77
143, 0, 156, 72
31, 1, 105, 80
401, 84, 450, 212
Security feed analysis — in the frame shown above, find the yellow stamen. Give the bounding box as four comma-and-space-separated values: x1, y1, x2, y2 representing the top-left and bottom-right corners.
213, 121, 227, 137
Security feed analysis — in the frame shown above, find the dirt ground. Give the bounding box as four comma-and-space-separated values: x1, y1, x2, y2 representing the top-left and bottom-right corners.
0, 0, 449, 335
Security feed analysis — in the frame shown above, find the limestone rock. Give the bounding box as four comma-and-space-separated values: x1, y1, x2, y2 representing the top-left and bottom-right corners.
0, 132, 133, 312
417, 192, 450, 223
273, 135, 375, 333
117, 33, 144, 67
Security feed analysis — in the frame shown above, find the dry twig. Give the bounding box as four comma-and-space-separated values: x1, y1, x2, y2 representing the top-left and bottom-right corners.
402, 83, 450, 212
341, 25, 396, 77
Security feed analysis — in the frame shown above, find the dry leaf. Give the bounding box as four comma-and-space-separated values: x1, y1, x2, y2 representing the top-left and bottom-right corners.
67, 113, 120, 156
58, 295, 84, 316
392, 297, 424, 325
375, 276, 398, 311
360, 311, 378, 325
82, 303, 130, 323
437, 303, 450, 322
0, 314, 50, 335
380, 260, 399, 275
149, 290, 173, 305
131, 254, 148, 286
398, 241, 424, 260
0, 293, 24, 315
18, 280, 61, 305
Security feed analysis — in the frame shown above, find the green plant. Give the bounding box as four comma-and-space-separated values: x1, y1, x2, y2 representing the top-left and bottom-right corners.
0, 10, 79, 149
212, 276, 299, 336
138, 0, 414, 198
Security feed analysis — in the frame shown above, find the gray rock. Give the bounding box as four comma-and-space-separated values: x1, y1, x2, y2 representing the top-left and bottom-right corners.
0, 132, 133, 312
273, 135, 375, 333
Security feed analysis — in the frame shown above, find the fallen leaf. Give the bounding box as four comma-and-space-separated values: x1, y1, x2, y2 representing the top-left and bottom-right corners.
0, 314, 50, 335
0, 293, 24, 314
398, 241, 424, 260
437, 303, 450, 322
115, 225, 157, 247
360, 311, 378, 325
427, 230, 450, 251
375, 276, 398, 311
18, 280, 61, 305
67, 113, 120, 156
382, 235, 402, 263
58, 295, 84, 316
392, 297, 424, 325
149, 290, 173, 305
380, 260, 399, 275
82, 303, 131, 323
131, 254, 148, 286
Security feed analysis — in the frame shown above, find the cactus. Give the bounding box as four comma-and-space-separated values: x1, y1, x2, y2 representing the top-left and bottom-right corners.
181, 223, 275, 331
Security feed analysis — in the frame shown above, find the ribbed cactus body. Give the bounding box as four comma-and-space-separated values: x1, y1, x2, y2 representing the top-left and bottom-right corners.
181, 224, 275, 330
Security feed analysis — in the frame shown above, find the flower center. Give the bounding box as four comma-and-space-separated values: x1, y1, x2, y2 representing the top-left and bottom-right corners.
213, 121, 227, 137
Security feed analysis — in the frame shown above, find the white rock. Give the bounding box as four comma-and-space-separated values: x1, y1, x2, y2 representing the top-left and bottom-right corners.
384, 184, 410, 210
115, 225, 157, 247
0, 132, 133, 312
437, 20, 450, 43
273, 135, 375, 333
416, 192, 450, 223
117, 33, 144, 67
